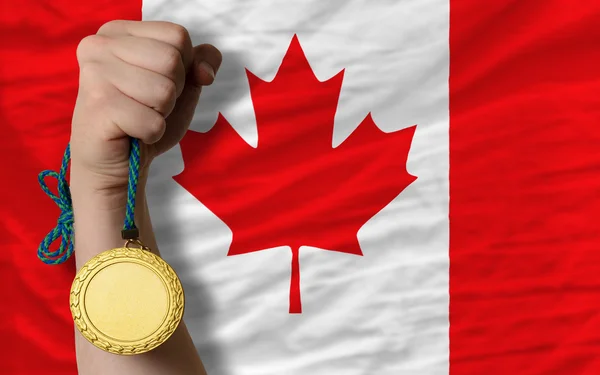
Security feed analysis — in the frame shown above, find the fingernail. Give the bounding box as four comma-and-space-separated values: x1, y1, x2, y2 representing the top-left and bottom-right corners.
198, 61, 215, 79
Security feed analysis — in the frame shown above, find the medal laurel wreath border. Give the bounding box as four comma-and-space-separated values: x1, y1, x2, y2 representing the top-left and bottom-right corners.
70, 247, 185, 355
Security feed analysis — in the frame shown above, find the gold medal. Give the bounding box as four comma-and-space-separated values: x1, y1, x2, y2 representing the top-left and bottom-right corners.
70, 239, 185, 355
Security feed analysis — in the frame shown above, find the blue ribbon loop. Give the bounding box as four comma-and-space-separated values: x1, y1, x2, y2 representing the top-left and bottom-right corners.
37, 139, 140, 265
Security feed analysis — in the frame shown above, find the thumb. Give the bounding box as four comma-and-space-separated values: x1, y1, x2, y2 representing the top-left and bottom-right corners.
153, 43, 222, 157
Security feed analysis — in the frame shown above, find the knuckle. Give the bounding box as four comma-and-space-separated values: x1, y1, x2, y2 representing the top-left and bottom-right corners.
162, 46, 182, 73
154, 78, 177, 115
156, 78, 177, 103
79, 65, 105, 96
167, 23, 190, 50
78, 63, 102, 83
84, 86, 110, 110
85, 87, 108, 107
78, 66, 112, 108
78, 60, 94, 75
76, 35, 106, 61
146, 113, 166, 141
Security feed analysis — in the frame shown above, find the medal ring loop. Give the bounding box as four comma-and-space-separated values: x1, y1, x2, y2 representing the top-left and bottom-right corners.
125, 239, 150, 251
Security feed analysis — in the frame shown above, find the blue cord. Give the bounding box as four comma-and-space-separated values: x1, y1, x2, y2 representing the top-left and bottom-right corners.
37, 138, 141, 265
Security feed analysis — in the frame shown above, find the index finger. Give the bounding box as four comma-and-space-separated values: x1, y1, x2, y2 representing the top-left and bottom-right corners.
97, 20, 194, 70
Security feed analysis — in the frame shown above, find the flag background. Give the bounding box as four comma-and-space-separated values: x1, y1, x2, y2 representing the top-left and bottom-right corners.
1, 1, 600, 375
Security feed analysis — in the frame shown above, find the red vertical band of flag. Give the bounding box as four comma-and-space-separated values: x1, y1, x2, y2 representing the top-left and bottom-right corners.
0, 1, 141, 374
450, 1, 600, 374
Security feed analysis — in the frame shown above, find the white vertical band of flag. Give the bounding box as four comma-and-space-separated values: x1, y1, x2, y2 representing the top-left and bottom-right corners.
144, 1, 450, 374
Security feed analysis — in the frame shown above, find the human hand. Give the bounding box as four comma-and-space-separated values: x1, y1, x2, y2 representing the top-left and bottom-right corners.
69, 20, 222, 203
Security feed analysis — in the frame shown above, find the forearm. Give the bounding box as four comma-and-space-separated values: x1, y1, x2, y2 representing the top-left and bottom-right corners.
70, 170, 206, 375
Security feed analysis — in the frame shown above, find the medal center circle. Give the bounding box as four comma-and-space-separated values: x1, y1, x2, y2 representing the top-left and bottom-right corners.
84, 261, 169, 342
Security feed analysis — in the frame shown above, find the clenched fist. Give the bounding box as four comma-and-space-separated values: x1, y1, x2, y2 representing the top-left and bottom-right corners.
69, 20, 222, 199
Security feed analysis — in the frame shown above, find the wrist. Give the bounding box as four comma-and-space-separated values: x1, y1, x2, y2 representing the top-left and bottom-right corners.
69, 168, 150, 269
69, 161, 148, 209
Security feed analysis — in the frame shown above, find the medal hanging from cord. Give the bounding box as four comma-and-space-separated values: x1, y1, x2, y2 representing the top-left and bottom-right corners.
38, 138, 185, 355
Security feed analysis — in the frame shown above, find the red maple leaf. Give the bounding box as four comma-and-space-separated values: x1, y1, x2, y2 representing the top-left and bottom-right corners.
174, 35, 417, 314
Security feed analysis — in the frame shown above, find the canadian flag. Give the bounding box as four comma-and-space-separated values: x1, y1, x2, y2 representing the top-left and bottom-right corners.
2, 1, 600, 374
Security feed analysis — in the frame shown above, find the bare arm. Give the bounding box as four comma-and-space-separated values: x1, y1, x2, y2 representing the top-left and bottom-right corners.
71, 171, 206, 375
